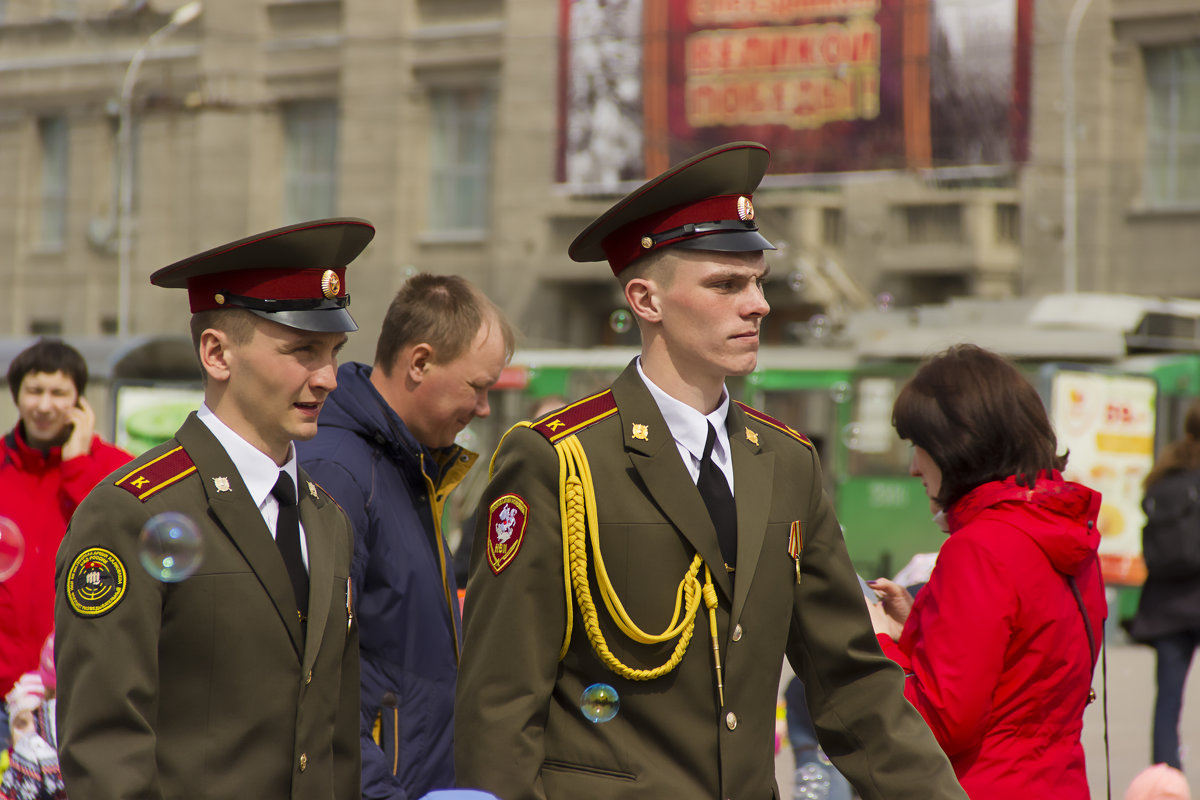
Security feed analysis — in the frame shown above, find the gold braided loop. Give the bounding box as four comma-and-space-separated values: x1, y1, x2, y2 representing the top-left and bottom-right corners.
556, 434, 711, 681
557, 442, 575, 660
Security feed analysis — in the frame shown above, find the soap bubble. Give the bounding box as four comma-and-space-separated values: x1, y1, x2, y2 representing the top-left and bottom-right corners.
841, 422, 863, 450
580, 683, 620, 723
829, 381, 852, 404
138, 512, 203, 582
807, 314, 831, 340
609, 309, 633, 334
0, 517, 25, 582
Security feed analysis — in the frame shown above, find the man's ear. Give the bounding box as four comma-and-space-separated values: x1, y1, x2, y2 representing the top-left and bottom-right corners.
625, 277, 662, 324
197, 329, 234, 384
404, 343, 435, 385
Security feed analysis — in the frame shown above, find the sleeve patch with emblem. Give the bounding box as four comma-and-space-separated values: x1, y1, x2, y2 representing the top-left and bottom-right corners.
66, 547, 128, 617
487, 494, 529, 575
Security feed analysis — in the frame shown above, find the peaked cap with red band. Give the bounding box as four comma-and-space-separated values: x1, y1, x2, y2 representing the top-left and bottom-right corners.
568, 142, 775, 275
149, 217, 375, 332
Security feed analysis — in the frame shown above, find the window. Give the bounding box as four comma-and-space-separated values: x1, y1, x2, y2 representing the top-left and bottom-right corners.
1144, 44, 1200, 207
29, 319, 63, 336
283, 100, 339, 221
995, 203, 1019, 244
428, 85, 495, 237
821, 207, 844, 247
897, 203, 963, 244
38, 116, 69, 249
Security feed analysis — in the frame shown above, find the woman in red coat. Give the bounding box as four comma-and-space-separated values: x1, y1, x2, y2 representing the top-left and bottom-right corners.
869, 344, 1106, 798
0, 340, 131, 697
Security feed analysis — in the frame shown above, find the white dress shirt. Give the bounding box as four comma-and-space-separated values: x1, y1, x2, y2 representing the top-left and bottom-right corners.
636, 358, 735, 493
197, 403, 310, 570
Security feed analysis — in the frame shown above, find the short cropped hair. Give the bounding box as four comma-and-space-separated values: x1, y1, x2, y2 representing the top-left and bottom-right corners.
374, 274, 515, 376
619, 248, 677, 291
189, 309, 258, 384
892, 344, 1066, 510
7, 339, 88, 403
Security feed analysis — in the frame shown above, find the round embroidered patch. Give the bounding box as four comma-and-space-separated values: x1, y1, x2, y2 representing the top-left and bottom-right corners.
487, 493, 529, 575
66, 547, 128, 617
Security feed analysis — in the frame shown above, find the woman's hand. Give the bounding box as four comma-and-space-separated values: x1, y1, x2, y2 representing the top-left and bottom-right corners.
867, 599, 903, 640
867, 577, 914, 640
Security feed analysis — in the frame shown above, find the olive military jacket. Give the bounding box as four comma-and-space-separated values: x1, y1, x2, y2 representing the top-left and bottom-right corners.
54, 413, 360, 800
455, 363, 965, 800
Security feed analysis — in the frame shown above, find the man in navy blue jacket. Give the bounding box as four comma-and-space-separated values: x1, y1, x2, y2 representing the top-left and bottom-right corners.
299, 273, 514, 800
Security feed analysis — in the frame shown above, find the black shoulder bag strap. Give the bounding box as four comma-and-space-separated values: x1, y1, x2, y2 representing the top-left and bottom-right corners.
1068, 564, 1110, 800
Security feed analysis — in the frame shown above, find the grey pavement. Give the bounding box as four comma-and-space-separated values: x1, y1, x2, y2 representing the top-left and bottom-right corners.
776, 642, 1200, 798
1084, 642, 1199, 797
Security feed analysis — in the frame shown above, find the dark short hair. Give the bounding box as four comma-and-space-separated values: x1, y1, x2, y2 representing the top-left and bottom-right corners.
374, 274, 515, 376
892, 344, 1066, 510
189, 309, 258, 384
7, 339, 88, 403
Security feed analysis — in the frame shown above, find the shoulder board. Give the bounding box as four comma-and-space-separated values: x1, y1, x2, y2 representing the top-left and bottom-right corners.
530, 390, 618, 443
114, 445, 197, 502
735, 401, 814, 450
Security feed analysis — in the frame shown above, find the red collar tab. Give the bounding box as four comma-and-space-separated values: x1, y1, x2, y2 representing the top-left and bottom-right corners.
187, 267, 347, 313
600, 194, 757, 275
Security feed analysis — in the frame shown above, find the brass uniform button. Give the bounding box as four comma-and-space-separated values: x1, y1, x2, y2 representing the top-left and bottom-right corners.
725, 711, 738, 730
299, 753, 308, 772
732, 624, 743, 642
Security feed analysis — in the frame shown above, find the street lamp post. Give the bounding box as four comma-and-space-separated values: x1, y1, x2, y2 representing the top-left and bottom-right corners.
1062, 0, 1095, 295
116, 1, 203, 338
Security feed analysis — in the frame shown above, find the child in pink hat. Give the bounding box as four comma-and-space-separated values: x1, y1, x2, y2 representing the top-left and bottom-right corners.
1126, 764, 1192, 800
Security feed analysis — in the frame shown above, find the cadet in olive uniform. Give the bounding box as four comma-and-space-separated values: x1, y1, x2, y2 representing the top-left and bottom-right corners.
454, 145, 967, 800
55, 219, 370, 800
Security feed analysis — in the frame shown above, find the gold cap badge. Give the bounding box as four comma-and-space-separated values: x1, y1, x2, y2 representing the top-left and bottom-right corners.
737, 196, 755, 222
321, 270, 341, 299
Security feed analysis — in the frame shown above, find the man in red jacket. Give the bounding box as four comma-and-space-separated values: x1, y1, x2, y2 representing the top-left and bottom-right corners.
0, 340, 131, 699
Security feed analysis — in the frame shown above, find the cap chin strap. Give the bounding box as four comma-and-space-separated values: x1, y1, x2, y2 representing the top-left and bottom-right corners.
644, 219, 758, 249
492, 423, 726, 704
218, 292, 350, 312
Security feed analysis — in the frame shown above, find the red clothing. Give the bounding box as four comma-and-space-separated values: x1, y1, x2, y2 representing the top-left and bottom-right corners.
0, 425, 131, 693
876, 473, 1106, 799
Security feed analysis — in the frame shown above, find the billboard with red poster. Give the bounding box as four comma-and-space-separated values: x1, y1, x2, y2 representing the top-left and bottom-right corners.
556, 0, 1031, 184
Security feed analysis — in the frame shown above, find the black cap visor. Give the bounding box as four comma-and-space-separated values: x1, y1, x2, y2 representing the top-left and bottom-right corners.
247, 307, 358, 333
670, 228, 776, 255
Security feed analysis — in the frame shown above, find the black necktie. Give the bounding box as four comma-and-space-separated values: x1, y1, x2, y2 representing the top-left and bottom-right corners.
698, 423, 737, 572
271, 472, 309, 622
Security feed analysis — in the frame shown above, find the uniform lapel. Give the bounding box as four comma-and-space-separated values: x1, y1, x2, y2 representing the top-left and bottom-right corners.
726, 402, 773, 626
175, 414, 306, 657
297, 467, 333, 674
611, 365, 733, 602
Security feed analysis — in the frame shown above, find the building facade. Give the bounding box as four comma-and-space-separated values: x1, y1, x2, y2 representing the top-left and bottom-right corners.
0, 0, 1196, 370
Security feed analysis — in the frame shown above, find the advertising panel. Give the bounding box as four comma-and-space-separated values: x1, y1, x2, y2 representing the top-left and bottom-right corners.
558, 0, 1031, 184
111, 382, 204, 456
1048, 368, 1158, 586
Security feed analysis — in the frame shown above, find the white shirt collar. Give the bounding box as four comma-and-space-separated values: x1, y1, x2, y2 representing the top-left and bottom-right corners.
636, 357, 731, 464
197, 403, 298, 508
